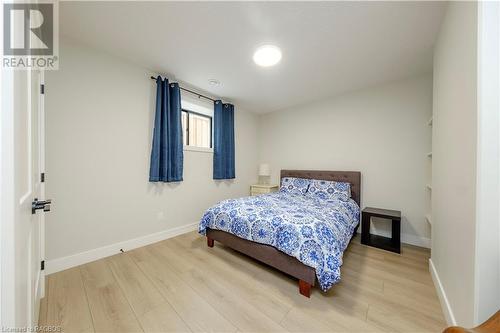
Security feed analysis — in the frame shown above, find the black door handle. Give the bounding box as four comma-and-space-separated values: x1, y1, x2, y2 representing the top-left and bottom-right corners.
32, 198, 52, 214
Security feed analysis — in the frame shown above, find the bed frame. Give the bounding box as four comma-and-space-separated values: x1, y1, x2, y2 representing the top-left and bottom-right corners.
206, 170, 361, 297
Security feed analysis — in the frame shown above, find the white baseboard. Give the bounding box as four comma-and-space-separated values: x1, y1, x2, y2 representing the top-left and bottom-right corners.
46, 222, 429, 274
401, 233, 431, 248
429, 258, 457, 326
45, 222, 199, 275
357, 229, 431, 248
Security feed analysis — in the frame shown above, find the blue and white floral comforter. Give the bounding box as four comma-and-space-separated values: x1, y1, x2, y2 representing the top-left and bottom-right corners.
198, 192, 360, 291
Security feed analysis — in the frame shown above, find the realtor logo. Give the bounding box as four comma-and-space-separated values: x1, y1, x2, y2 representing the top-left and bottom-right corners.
2, 1, 58, 69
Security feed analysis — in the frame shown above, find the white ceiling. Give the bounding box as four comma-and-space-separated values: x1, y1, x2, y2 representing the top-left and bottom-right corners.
60, 1, 446, 113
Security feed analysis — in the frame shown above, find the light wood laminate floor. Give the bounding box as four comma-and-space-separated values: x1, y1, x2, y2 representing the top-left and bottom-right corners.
39, 231, 446, 332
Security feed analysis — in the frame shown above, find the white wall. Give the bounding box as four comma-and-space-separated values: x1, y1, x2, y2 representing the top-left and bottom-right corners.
431, 1, 478, 327
258, 76, 433, 247
45, 38, 259, 263
475, 0, 500, 325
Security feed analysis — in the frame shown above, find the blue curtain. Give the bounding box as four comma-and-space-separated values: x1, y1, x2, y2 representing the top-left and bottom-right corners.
213, 101, 235, 179
149, 76, 183, 182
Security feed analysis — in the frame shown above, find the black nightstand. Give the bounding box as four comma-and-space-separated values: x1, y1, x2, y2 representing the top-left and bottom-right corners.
361, 207, 401, 254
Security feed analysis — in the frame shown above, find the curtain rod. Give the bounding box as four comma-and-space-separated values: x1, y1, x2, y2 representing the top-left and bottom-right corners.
150, 76, 218, 103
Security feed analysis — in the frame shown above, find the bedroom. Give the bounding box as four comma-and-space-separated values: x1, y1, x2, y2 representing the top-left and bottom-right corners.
1, 1, 499, 332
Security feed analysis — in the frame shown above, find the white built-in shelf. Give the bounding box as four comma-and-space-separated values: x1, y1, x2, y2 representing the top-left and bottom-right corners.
425, 214, 432, 226
426, 184, 432, 190
427, 152, 433, 157
428, 117, 433, 126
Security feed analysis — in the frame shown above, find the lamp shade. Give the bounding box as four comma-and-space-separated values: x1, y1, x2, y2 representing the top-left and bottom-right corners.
258, 163, 271, 176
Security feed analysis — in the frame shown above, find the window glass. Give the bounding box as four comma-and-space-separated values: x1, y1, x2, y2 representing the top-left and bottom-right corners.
181, 96, 213, 149
188, 113, 211, 148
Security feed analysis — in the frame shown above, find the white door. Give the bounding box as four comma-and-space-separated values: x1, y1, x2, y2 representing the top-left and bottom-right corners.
0, 68, 46, 329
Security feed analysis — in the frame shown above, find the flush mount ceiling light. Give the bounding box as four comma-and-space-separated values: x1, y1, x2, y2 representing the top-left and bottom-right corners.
208, 78, 220, 86
253, 45, 282, 67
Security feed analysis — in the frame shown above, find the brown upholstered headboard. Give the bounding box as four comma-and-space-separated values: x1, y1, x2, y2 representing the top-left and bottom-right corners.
280, 170, 361, 206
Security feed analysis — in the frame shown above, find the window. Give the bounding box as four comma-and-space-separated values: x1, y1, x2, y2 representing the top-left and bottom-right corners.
181, 109, 212, 148
181, 96, 213, 151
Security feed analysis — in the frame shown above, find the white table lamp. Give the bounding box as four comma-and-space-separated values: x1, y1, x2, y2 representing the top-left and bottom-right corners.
258, 163, 271, 184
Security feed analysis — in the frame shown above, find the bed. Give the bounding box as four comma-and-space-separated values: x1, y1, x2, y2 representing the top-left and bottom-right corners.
198, 170, 361, 297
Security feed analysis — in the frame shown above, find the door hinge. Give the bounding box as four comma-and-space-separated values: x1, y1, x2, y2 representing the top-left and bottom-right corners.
40, 84, 45, 95
41, 172, 45, 183
41, 260, 45, 271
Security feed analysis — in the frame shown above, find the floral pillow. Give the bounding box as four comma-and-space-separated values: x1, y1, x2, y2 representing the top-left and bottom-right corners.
307, 179, 351, 200
279, 177, 311, 195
